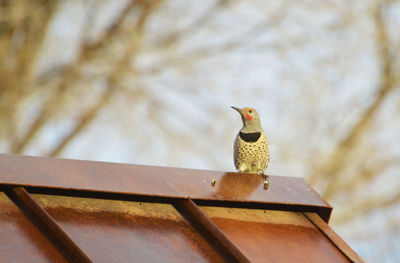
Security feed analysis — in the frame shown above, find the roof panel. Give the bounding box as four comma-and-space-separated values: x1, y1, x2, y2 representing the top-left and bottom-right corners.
0, 154, 332, 221
0, 154, 363, 262
32, 194, 224, 263
200, 207, 350, 263
0, 192, 68, 263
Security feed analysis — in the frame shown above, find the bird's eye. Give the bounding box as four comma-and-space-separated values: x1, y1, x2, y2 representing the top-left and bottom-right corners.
249, 110, 252, 113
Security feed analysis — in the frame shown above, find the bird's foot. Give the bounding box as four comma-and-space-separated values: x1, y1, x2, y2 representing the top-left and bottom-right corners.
261, 173, 269, 181
257, 170, 268, 179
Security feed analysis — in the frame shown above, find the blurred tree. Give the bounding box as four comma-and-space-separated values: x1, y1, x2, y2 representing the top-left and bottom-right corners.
0, 0, 399, 261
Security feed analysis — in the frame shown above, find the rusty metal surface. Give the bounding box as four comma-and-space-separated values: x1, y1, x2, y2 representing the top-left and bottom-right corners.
0, 154, 364, 262
173, 198, 250, 263
0, 154, 332, 222
32, 194, 224, 263
0, 192, 68, 263
303, 212, 365, 263
201, 207, 351, 263
5, 187, 92, 263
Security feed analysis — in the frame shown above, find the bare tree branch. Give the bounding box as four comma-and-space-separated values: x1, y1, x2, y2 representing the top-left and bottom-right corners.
48, 85, 114, 157
144, 2, 288, 76
308, 1, 398, 199
9, 0, 139, 154
157, 0, 228, 48
47, 0, 163, 156
334, 189, 400, 224
335, 158, 400, 198
0, 1, 58, 142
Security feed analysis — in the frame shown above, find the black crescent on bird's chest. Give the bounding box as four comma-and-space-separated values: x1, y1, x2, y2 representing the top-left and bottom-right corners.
239, 132, 261, 143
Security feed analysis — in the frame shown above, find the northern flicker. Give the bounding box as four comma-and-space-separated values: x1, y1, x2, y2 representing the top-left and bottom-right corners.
232, 106, 270, 181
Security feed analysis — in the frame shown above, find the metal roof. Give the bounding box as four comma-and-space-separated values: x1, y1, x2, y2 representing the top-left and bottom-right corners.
0, 154, 363, 262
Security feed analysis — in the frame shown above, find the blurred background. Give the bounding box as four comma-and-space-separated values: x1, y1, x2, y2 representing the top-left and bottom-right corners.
1, 0, 399, 261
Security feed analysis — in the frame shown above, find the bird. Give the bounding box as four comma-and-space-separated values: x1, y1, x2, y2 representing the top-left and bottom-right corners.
231, 106, 270, 185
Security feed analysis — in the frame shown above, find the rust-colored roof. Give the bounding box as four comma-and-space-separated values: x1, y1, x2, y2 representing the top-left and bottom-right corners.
0, 154, 363, 263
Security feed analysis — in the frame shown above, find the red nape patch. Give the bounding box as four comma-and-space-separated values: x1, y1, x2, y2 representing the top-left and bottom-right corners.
245, 114, 253, 120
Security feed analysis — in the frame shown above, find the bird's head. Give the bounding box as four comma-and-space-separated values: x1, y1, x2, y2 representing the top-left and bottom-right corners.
231, 106, 262, 132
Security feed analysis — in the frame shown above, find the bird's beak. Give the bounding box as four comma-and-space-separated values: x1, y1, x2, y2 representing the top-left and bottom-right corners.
231, 106, 242, 114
